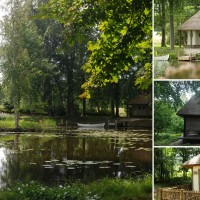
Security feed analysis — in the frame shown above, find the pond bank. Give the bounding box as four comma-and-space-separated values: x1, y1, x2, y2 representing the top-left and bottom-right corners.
0, 176, 152, 200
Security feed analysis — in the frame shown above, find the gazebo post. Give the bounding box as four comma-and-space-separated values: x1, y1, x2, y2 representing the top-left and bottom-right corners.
179, 30, 182, 47
190, 30, 193, 48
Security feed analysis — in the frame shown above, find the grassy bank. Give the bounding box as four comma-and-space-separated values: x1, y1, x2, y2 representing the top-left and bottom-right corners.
154, 132, 182, 146
0, 113, 58, 132
154, 46, 183, 59
0, 176, 152, 200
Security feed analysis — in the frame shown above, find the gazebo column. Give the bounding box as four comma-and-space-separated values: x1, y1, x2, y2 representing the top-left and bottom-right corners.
190, 30, 193, 47
179, 30, 181, 47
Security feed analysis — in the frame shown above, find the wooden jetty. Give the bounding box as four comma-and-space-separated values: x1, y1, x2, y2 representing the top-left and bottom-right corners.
108, 118, 152, 129
154, 54, 169, 61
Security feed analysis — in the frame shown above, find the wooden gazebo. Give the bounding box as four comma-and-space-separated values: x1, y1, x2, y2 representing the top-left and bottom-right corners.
178, 11, 200, 55
183, 154, 200, 191
177, 95, 200, 140
126, 94, 151, 118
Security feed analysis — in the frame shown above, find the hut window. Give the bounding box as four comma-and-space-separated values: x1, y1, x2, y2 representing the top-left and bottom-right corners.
199, 33, 200, 37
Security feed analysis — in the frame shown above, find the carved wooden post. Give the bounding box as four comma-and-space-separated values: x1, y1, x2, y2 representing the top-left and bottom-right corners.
180, 189, 184, 200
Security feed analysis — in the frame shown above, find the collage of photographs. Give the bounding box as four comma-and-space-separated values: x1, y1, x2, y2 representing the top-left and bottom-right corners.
154, 0, 200, 200
1, 0, 200, 200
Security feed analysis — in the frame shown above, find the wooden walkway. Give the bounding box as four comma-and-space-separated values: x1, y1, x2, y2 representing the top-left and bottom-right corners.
108, 118, 151, 129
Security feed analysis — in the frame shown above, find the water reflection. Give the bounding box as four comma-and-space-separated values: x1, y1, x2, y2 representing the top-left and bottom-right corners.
154, 60, 200, 79
0, 130, 151, 188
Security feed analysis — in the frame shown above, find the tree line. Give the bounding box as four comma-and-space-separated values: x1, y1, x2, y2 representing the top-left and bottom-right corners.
155, 148, 200, 184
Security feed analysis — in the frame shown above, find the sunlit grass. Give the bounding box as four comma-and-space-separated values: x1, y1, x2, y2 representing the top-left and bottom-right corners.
0, 114, 57, 131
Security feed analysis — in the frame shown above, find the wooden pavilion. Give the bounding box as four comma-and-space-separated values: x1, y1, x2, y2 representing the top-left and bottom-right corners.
183, 154, 200, 191
178, 11, 200, 55
177, 95, 200, 140
126, 94, 151, 118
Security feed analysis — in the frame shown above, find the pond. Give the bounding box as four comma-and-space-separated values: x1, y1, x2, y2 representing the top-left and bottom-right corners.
0, 129, 151, 188
154, 60, 200, 79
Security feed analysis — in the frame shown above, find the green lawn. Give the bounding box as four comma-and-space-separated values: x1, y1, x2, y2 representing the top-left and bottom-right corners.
0, 114, 58, 131
154, 45, 183, 58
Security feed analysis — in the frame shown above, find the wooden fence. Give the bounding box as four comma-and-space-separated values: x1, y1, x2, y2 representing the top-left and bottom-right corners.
159, 189, 200, 200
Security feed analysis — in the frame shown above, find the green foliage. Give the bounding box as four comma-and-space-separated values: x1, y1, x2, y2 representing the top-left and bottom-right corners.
39, 119, 57, 130
39, 0, 152, 94
0, 192, 20, 200
1, 176, 151, 200
154, 148, 200, 184
171, 113, 184, 132
3, 101, 14, 113
154, 101, 173, 134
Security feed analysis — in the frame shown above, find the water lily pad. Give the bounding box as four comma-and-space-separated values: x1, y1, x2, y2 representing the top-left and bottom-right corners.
44, 166, 54, 169
126, 165, 136, 168
45, 161, 52, 163
56, 163, 65, 166
51, 159, 59, 162
43, 164, 52, 167
67, 167, 76, 170
113, 163, 121, 166
99, 166, 111, 169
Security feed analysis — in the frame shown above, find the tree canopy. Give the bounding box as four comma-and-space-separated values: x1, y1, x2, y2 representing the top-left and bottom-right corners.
39, 0, 152, 96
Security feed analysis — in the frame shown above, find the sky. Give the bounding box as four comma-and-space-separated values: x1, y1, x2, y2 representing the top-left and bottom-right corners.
0, 0, 7, 20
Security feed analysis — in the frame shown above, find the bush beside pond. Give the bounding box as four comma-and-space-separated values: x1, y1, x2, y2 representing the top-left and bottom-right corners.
0, 176, 152, 200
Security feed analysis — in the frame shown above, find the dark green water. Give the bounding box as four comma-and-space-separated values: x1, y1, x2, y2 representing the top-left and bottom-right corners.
0, 130, 151, 188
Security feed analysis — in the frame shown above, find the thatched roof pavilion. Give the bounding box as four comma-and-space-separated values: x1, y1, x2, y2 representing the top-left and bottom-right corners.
127, 94, 151, 105
126, 94, 151, 118
178, 11, 200, 53
183, 154, 200, 168
177, 95, 200, 117
177, 95, 200, 140
178, 11, 200, 31
183, 154, 200, 191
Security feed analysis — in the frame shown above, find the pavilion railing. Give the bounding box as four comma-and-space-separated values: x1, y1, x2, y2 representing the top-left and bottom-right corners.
159, 189, 200, 200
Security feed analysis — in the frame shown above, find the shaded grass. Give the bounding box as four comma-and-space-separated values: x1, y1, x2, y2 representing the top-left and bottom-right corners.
154, 132, 182, 146
0, 176, 152, 200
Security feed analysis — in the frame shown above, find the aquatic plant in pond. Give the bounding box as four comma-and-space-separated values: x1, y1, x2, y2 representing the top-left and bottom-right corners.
0, 176, 152, 200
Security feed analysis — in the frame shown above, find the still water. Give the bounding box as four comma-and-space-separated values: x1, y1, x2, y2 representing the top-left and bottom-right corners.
0, 130, 151, 188
154, 60, 200, 79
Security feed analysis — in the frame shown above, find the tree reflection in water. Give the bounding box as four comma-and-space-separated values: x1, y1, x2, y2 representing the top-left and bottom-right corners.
0, 130, 151, 188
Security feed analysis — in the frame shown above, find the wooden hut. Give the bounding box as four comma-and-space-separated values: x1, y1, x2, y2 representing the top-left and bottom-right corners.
178, 11, 200, 55
127, 94, 151, 118
183, 154, 200, 191
177, 95, 200, 140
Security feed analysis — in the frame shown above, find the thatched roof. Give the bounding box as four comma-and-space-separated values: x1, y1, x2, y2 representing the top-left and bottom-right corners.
177, 95, 200, 117
178, 11, 200, 30
183, 154, 200, 168
127, 94, 151, 105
